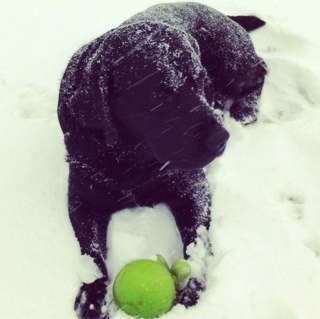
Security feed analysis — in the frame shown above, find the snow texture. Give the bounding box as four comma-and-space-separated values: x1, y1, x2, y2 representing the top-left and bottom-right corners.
1, 0, 320, 319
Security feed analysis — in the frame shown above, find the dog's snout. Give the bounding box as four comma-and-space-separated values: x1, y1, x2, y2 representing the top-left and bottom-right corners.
206, 128, 230, 155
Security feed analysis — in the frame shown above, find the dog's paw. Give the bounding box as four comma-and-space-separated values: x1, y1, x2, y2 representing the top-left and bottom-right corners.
75, 278, 108, 319
229, 105, 258, 125
174, 277, 205, 307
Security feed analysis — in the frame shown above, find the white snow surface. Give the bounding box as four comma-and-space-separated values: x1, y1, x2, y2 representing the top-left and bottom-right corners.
1, 0, 320, 319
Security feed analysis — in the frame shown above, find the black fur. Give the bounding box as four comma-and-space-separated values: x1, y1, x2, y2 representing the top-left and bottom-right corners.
58, 2, 267, 318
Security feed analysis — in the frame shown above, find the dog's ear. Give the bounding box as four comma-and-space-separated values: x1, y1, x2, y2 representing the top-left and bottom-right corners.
98, 73, 119, 147
228, 15, 266, 32
67, 63, 119, 147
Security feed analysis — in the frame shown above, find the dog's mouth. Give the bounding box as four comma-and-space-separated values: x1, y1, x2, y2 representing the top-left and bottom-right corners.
174, 152, 222, 169
168, 130, 229, 169
156, 146, 226, 170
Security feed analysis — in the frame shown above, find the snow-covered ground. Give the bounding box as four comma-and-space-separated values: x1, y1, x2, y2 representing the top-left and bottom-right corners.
1, 0, 320, 318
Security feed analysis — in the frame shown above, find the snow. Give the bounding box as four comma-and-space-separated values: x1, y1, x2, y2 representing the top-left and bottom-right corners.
1, 0, 320, 319
107, 205, 183, 278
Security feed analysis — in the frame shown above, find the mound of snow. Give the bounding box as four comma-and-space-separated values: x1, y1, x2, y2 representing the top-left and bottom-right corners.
1, 1, 320, 319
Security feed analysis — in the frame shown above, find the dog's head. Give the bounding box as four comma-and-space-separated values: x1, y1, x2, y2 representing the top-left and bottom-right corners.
107, 22, 229, 169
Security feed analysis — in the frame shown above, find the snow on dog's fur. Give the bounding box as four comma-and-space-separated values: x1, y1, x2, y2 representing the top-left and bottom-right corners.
57, 2, 266, 318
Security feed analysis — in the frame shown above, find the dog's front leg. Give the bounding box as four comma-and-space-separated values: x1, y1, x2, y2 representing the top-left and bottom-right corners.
158, 169, 213, 307
68, 180, 111, 319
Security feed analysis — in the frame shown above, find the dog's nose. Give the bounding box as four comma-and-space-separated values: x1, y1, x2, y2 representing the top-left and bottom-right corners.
206, 127, 230, 156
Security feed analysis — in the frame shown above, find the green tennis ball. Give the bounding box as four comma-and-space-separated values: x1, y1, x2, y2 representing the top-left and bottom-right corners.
113, 259, 176, 318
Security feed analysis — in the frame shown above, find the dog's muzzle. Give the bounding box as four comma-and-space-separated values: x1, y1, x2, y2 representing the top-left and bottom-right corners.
206, 127, 230, 157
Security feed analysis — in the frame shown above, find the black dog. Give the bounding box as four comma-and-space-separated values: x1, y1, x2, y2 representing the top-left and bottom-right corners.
58, 2, 267, 318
